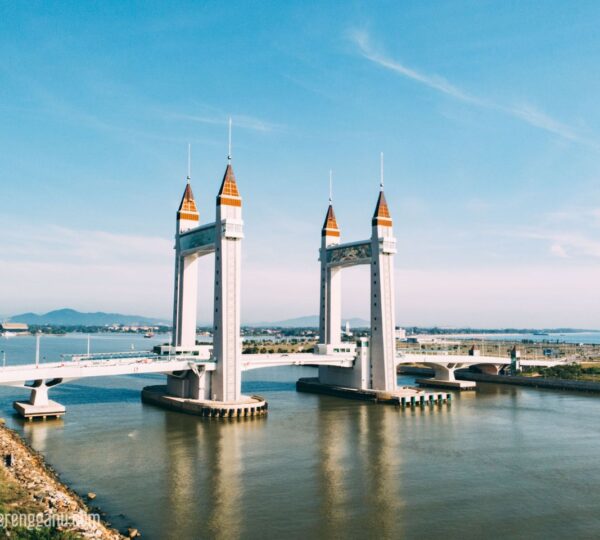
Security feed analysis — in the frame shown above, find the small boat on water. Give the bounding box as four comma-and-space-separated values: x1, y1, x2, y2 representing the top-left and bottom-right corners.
2, 331, 16, 338
144, 332, 155, 338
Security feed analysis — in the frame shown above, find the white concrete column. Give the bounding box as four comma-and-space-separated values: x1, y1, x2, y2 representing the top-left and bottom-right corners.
319, 255, 342, 346
29, 384, 49, 406
370, 198, 397, 392
327, 267, 342, 345
171, 249, 181, 347
212, 165, 243, 402
172, 182, 200, 348
431, 364, 456, 382
319, 205, 341, 346
318, 246, 328, 344
177, 254, 199, 348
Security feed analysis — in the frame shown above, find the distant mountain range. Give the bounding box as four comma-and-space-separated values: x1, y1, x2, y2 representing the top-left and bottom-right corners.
9, 309, 168, 326
7, 309, 368, 328
5, 310, 597, 332
247, 316, 370, 328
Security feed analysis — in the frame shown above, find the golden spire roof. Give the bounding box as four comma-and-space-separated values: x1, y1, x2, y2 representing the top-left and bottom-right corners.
217, 163, 241, 207
177, 183, 199, 222
372, 191, 392, 227
322, 204, 340, 237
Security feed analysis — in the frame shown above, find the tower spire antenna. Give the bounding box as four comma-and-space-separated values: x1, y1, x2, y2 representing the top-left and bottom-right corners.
329, 169, 333, 205
187, 143, 191, 184
380, 151, 384, 191
228, 116, 232, 163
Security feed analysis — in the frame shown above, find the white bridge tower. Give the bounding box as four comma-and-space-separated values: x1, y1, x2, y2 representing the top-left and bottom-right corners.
151, 133, 266, 416
316, 158, 398, 393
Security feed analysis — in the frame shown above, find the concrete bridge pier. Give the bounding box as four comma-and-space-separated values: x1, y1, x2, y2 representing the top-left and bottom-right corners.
13, 380, 66, 420
317, 339, 369, 389
165, 369, 211, 401
477, 364, 503, 376
415, 363, 477, 391
142, 367, 267, 418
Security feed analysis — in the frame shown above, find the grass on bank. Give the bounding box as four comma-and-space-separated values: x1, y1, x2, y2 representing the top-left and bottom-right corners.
0, 468, 80, 540
522, 363, 600, 382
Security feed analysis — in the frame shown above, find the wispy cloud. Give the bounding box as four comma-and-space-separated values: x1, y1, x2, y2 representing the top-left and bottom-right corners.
0, 224, 172, 266
541, 206, 600, 235
166, 112, 282, 133
351, 30, 596, 148
0, 223, 174, 317
550, 243, 569, 258
515, 229, 600, 259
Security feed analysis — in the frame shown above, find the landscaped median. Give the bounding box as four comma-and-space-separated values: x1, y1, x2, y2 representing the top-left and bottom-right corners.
0, 420, 125, 539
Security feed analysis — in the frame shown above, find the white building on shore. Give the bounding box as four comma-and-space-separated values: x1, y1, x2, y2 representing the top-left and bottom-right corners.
1, 322, 29, 336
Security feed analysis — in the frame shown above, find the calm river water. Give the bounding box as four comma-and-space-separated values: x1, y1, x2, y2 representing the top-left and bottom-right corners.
1, 334, 599, 539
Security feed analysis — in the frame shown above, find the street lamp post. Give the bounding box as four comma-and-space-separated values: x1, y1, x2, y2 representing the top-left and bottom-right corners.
35, 334, 41, 368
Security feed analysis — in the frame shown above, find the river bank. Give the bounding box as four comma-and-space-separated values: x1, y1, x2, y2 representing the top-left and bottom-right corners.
398, 366, 600, 393
0, 420, 125, 539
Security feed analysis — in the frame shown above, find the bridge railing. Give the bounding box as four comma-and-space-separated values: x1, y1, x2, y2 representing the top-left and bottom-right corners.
64, 351, 160, 362
398, 348, 510, 358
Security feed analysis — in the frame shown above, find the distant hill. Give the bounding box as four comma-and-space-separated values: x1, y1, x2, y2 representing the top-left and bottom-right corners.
247, 316, 370, 328
10, 308, 168, 326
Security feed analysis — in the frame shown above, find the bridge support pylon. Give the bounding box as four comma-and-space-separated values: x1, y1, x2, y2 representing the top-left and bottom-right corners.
143, 146, 266, 418
311, 182, 402, 398
13, 380, 65, 420
415, 363, 477, 391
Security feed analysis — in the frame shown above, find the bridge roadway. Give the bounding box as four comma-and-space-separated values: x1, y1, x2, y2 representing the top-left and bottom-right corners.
0, 350, 563, 388
0, 351, 356, 387
396, 353, 565, 368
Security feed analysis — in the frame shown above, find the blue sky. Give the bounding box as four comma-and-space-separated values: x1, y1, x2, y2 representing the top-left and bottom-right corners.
2, 1, 600, 326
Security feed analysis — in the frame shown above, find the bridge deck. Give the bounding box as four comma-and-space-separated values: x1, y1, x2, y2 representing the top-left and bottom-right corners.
0, 354, 214, 386
0, 350, 565, 388
397, 353, 564, 367
0, 351, 356, 386
241, 353, 355, 371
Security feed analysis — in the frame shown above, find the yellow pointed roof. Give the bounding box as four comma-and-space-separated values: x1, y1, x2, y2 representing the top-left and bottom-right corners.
217, 164, 241, 207
177, 182, 199, 222
372, 191, 392, 227
322, 204, 340, 237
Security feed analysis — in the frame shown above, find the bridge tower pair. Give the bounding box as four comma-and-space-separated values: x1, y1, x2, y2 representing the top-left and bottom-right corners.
170, 157, 243, 404
317, 177, 398, 393
167, 151, 399, 412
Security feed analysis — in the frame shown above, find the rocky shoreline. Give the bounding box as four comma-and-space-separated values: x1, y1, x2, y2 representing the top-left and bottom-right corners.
0, 420, 127, 539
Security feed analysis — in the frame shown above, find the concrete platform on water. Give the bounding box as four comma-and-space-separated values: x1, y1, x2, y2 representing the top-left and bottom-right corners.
13, 400, 66, 421
296, 378, 451, 407
415, 378, 477, 391
141, 385, 268, 418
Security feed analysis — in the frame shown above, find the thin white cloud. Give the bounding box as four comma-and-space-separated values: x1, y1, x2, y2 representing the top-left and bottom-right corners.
0, 224, 172, 266
550, 243, 569, 258
518, 230, 600, 258
398, 266, 600, 327
0, 223, 174, 317
167, 112, 282, 133
351, 30, 597, 148
550, 207, 600, 227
